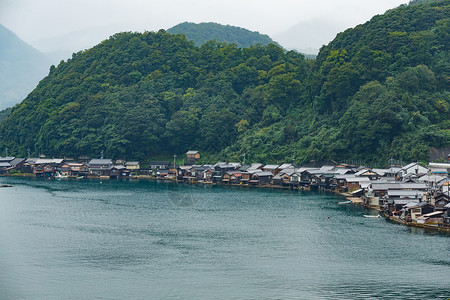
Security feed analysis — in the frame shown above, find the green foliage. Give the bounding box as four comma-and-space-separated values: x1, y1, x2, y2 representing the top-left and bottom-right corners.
0, 1, 449, 165
167, 22, 279, 48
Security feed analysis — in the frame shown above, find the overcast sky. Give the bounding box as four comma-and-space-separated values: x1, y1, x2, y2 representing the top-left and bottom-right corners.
0, 0, 408, 53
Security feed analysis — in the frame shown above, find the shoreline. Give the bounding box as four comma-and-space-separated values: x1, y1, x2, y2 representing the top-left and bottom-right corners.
2, 173, 449, 233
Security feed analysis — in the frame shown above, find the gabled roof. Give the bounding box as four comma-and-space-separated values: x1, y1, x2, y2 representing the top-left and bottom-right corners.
278, 163, 292, 170
35, 158, 64, 165
0, 162, 11, 167
320, 165, 335, 171
278, 168, 295, 175
239, 165, 251, 171
272, 174, 283, 180
401, 162, 427, 171
250, 163, 263, 169
354, 169, 372, 176
186, 150, 199, 155
125, 161, 139, 166
89, 159, 113, 165
346, 177, 370, 183
9, 158, 25, 166
387, 190, 422, 197
0, 157, 15, 162
253, 171, 273, 177
263, 164, 280, 170
109, 165, 126, 170
305, 169, 323, 175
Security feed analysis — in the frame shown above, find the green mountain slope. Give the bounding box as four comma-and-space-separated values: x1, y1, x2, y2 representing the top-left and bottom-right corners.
167, 22, 279, 48
0, 24, 51, 110
0, 1, 449, 164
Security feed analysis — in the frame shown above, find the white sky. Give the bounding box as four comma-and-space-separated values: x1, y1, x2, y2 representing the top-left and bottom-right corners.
0, 0, 408, 52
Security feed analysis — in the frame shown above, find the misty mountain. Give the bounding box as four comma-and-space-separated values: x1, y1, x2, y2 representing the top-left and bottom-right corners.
0, 24, 51, 110
273, 18, 350, 55
167, 22, 279, 48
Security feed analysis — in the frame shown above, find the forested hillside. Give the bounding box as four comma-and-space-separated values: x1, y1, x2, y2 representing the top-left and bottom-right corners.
0, 0, 448, 164
167, 22, 278, 48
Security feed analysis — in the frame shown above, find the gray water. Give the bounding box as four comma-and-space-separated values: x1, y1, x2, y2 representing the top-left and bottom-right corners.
0, 177, 449, 299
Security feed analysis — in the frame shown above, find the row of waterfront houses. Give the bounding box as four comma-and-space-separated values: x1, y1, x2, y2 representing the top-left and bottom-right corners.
0, 157, 140, 179
1, 152, 450, 228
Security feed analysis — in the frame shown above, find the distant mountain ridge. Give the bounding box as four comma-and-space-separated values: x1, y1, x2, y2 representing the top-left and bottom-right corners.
167, 22, 279, 48
0, 24, 51, 110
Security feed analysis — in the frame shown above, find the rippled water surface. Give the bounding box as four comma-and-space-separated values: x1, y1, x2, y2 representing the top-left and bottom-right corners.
0, 177, 449, 299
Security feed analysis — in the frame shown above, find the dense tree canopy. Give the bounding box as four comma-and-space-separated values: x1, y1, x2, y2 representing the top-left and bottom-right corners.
167, 22, 279, 49
0, 0, 449, 164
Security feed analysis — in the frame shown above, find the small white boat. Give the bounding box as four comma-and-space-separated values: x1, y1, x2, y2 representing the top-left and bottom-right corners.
363, 214, 381, 218
338, 200, 352, 205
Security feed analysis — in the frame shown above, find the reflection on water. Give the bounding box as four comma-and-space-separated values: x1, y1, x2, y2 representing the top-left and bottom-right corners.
0, 177, 449, 299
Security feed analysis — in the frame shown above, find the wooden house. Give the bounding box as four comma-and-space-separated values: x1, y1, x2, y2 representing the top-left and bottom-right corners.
399, 162, 428, 178
355, 169, 380, 180
32, 158, 64, 177
241, 172, 251, 185
156, 169, 169, 178
319, 173, 338, 190
33, 164, 44, 176
167, 164, 179, 179
189, 166, 209, 181
67, 163, 89, 177
346, 177, 371, 192
434, 193, 450, 210
249, 171, 273, 185
223, 171, 242, 184
204, 169, 214, 182
88, 159, 113, 176
43, 164, 56, 177
262, 164, 281, 175
271, 173, 284, 186
57, 164, 72, 176
125, 161, 140, 170
371, 182, 428, 198
214, 163, 238, 175
406, 202, 435, 221
0, 157, 26, 173
282, 171, 295, 186
21, 158, 38, 174
178, 166, 193, 181
222, 172, 233, 184
109, 165, 130, 179
186, 151, 200, 164
230, 172, 243, 184
149, 161, 170, 170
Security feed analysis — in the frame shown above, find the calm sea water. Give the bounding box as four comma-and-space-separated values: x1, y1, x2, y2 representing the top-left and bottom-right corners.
0, 177, 449, 299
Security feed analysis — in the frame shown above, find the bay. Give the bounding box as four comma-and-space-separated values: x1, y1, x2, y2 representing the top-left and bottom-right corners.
0, 177, 449, 299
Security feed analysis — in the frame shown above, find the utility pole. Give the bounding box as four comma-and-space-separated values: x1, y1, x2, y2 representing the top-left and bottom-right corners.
5, 147, 8, 157
173, 154, 177, 167
100, 150, 104, 159
27, 148, 31, 159
242, 153, 246, 165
